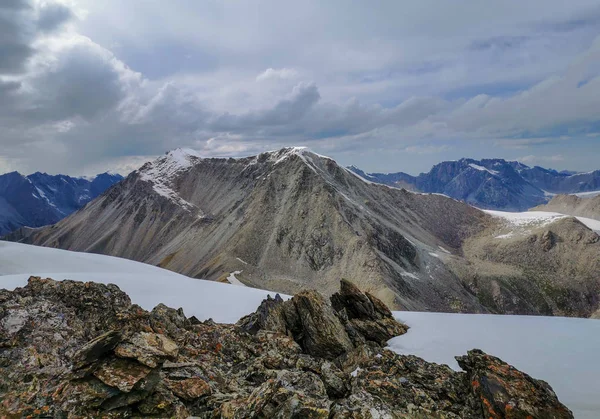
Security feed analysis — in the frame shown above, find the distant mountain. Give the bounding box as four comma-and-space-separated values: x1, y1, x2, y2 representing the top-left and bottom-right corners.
13, 148, 600, 317
349, 159, 600, 211
0, 171, 123, 235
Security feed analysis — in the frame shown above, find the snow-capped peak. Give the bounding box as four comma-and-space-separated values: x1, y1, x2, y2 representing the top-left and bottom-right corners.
138, 148, 203, 212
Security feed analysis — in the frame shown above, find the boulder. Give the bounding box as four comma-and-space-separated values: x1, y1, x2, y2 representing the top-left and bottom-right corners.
457, 349, 574, 419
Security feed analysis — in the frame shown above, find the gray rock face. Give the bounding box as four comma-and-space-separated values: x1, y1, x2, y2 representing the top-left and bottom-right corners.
0, 277, 573, 418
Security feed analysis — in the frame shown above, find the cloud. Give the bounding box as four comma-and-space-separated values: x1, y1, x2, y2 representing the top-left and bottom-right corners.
256, 68, 298, 82
518, 154, 565, 164
1, 0, 600, 175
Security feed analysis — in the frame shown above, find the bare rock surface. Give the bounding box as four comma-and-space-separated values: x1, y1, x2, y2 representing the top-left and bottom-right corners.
0, 276, 573, 418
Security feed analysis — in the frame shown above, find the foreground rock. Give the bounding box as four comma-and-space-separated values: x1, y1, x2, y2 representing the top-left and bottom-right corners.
0, 277, 573, 418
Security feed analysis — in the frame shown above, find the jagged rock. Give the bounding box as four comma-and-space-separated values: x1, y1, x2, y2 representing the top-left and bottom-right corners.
541, 230, 556, 251
239, 280, 408, 358
72, 330, 122, 368
0, 277, 573, 418
293, 291, 355, 359
457, 349, 574, 418
331, 278, 409, 345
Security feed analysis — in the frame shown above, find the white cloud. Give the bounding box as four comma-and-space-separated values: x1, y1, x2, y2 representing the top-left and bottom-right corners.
256, 68, 298, 82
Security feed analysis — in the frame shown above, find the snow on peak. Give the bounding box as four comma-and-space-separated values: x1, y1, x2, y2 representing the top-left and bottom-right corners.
243, 146, 333, 173
138, 148, 203, 212
468, 163, 499, 176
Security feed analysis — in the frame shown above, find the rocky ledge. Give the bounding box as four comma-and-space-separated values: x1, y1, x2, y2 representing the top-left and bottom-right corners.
0, 277, 572, 418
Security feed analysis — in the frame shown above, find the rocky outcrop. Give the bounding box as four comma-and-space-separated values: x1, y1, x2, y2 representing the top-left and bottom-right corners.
237, 278, 408, 358
0, 277, 573, 418
457, 349, 573, 419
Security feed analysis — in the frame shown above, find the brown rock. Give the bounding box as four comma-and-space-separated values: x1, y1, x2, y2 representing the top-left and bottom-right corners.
165, 377, 212, 400
457, 349, 573, 419
93, 357, 152, 392
331, 279, 408, 345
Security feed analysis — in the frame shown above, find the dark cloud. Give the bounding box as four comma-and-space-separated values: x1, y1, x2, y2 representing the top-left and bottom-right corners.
25, 42, 131, 120
37, 2, 74, 32
0, 3, 35, 73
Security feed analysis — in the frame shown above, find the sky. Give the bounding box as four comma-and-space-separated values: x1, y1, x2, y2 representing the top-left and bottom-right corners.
0, 0, 599, 176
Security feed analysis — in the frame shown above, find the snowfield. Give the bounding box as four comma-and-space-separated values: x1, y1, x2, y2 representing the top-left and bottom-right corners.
484, 209, 600, 234
0, 241, 284, 324
1, 241, 599, 417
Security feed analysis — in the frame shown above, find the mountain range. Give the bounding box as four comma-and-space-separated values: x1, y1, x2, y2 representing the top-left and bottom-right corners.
11, 147, 600, 318
349, 158, 600, 211
0, 171, 123, 236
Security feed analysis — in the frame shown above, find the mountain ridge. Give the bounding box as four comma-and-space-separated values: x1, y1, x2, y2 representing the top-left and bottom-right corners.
349, 158, 600, 211
11, 147, 600, 317
0, 171, 123, 235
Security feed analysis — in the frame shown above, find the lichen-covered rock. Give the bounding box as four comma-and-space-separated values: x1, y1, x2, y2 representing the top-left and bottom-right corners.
114, 331, 179, 367
457, 349, 574, 418
0, 276, 573, 418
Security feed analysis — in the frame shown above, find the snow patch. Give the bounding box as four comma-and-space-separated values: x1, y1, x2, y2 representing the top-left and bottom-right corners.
484, 209, 600, 233
573, 190, 600, 198
401, 272, 420, 280
468, 163, 499, 175
227, 270, 246, 287
236, 257, 249, 265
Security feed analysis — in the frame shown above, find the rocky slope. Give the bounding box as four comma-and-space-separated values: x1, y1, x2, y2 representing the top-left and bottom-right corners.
532, 194, 600, 221
452, 216, 600, 317
350, 159, 600, 211
0, 171, 123, 235
0, 277, 573, 418
12, 148, 600, 317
